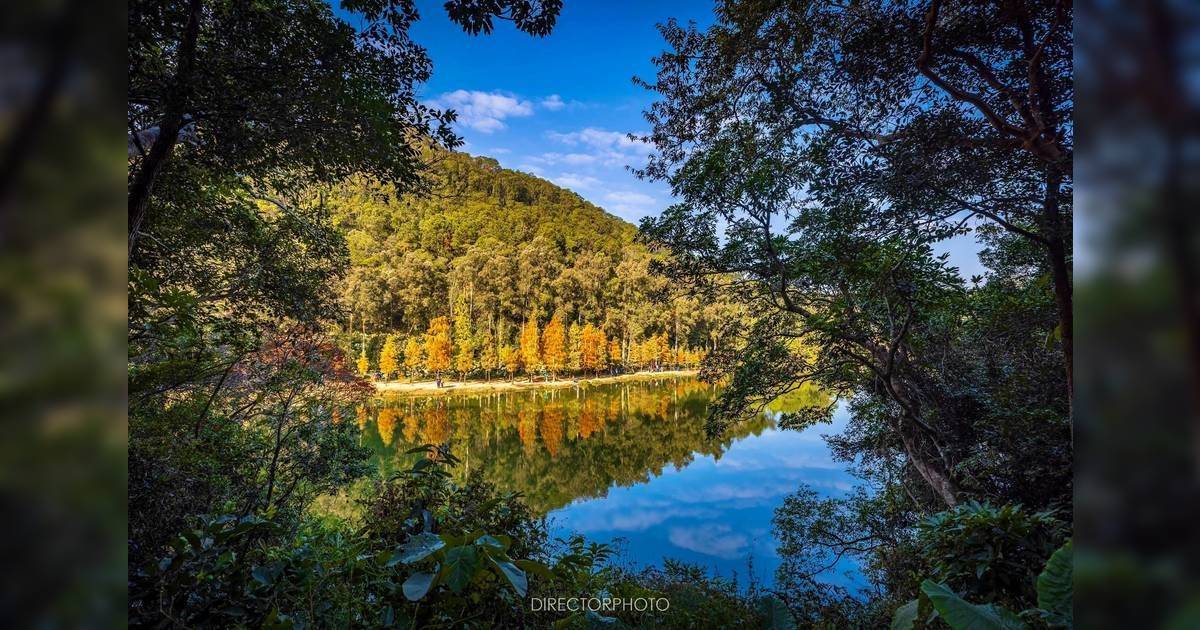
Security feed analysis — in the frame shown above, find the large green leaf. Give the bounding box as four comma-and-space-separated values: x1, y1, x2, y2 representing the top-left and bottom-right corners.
441, 545, 480, 593
515, 558, 553, 580
921, 581, 1028, 630
757, 595, 797, 630
388, 532, 445, 566
891, 599, 918, 630
402, 570, 437, 601
1036, 540, 1072, 625
490, 556, 528, 597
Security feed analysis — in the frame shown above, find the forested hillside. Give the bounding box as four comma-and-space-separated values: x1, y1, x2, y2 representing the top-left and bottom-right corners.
331, 151, 740, 378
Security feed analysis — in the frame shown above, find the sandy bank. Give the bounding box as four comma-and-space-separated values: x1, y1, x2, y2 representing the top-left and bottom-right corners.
373, 370, 699, 397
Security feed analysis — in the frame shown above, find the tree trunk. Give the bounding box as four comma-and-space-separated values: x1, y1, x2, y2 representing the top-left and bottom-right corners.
128, 0, 204, 257
1041, 167, 1073, 418
897, 417, 960, 507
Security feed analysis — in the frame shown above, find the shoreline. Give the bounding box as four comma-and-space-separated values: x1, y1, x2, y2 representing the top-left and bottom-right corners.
373, 370, 700, 397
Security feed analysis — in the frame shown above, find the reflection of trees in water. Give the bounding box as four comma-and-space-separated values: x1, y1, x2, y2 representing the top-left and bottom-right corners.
363, 378, 784, 514
377, 408, 398, 444
540, 407, 565, 458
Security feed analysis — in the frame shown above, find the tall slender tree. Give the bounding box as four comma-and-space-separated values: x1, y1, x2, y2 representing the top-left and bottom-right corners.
403, 337, 423, 381
378, 336, 399, 380
542, 315, 567, 380
424, 317, 452, 384
519, 319, 541, 380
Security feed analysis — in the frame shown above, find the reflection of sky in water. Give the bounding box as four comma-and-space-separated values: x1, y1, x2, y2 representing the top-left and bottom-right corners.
547, 406, 862, 589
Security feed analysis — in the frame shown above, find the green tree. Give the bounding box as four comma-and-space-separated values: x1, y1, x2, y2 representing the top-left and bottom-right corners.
567, 322, 583, 373
453, 311, 474, 380
519, 319, 541, 379
636, 0, 1073, 400
478, 327, 497, 382
129, 0, 562, 254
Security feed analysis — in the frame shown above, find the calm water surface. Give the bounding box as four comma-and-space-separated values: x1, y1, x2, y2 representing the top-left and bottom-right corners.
361, 377, 861, 588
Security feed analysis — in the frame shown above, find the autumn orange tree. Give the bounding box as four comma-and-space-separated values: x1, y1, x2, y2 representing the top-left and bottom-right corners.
519, 319, 541, 379
403, 338, 423, 381
378, 336, 399, 380
580, 324, 606, 376
541, 315, 567, 380
608, 338, 622, 374
425, 317, 452, 384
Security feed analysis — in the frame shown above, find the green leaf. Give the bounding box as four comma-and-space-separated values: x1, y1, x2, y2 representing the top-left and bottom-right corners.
515, 558, 553, 580
490, 556, 528, 597
475, 534, 507, 551
891, 599, 918, 630
757, 595, 797, 630
441, 545, 480, 593
921, 581, 1028, 630
1036, 540, 1072, 625
251, 565, 275, 587
262, 608, 294, 630
1044, 323, 1062, 350
389, 532, 445, 566
402, 570, 437, 601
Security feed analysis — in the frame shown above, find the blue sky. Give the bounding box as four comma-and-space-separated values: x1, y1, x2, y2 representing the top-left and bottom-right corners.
381, 1, 984, 277
400, 1, 710, 222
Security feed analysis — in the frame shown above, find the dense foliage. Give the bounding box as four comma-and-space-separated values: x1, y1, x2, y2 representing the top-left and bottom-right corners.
128, 0, 1073, 626
331, 152, 744, 380
635, 0, 1073, 626
133, 446, 798, 628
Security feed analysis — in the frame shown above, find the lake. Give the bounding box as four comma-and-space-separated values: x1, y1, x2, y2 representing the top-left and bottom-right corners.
360, 376, 861, 589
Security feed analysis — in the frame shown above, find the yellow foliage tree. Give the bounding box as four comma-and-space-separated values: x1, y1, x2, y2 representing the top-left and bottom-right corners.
499, 344, 520, 381
608, 338, 622, 371
356, 346, 370, 377
455, 344, 474, 379
403, 337, 423, 380
519, 319, 541, 378
656, 333, 672, 369
541, 315, 567, 380
425, 317, 452, 382
378, 336, 399, 380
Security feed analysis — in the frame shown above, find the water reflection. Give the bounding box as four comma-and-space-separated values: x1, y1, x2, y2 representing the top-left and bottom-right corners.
362, 378, 773, 514
360, 377, 860, 587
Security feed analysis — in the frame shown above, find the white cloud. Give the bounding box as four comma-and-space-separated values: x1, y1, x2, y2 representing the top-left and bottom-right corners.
489, 147, 511, 155
532, 152, 598, 166
605, 191, 655, 205
548, 127, 652, 152
542, 127, 654, 168
426, 90, 534, 134
552, 173, 602, 190
668, 524, 750, 560
518, 164, 545, 175
541, 94, 565, 111
602, 190, 658, 218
